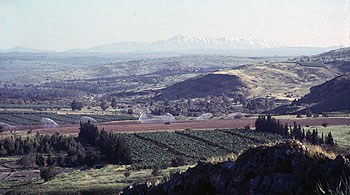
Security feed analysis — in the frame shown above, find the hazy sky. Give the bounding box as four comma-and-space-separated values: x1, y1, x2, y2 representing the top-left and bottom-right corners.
1, 0, 349, 51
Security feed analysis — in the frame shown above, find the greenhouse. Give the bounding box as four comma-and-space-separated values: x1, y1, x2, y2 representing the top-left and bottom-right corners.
41, 118, 59, 128
196, 113, 213, 120
0, 122, 16, 130
227, 112, 243, 119
80, 116, 97, 123
139, 113, 176, 124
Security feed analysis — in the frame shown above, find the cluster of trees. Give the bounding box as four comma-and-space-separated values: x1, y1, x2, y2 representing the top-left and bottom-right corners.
255, 115, 334, 145
149, 95, 277, 117
0, 132, 82, 157
71, 99, 83, 111
0, 123, 132, 168
78, 121, 132, 165
0, 87, 84, 101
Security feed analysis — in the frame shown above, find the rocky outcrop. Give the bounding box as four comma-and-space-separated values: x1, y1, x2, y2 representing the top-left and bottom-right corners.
123, 141, 350, 195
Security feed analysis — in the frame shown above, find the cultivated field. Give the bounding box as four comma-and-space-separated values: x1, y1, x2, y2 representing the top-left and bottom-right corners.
10, 117, 350, 135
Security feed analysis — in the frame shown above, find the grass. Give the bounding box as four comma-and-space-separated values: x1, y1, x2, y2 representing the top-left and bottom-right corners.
0, 156, 20, 162
3, 164, 193, 194
304, 142, 337, 159
304, 125, 350, 147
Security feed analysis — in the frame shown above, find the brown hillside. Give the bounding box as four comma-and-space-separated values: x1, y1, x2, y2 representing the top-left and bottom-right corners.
154, 73, 250, 100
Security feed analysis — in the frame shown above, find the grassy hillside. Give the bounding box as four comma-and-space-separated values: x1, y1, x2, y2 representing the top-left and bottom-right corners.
272, 74, 350, 114
154, 73, 250, 100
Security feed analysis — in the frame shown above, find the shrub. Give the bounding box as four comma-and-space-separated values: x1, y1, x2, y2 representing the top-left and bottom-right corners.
124, 170, 131, 177
40, 166, 58, 182
36, 154, 45, 167
151, 166, 162, 176
17, 154, 35, 168
171, 155, 187, 167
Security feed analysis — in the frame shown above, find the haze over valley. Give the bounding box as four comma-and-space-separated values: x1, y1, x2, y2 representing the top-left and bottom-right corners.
1, 0, 350, 194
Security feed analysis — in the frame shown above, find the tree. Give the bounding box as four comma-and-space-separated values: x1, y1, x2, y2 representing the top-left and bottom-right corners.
0, 145, 7, 156
111, 98, 117, 109
36, 154, 45, 167
78, 121, 99, 146
100, 100, 109, 111
71, 99, 83, 111
17, 154, 35, 168
47, 152, 55, 166
127, 109, 133, 115
306, 107, 312, 117
325, 132, 334, 145
40, 166, 58, 182
57, 153, 65, 167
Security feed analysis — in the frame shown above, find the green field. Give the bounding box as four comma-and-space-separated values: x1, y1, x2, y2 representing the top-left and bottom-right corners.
1, 128, 286, 194
304, 125, 350, 147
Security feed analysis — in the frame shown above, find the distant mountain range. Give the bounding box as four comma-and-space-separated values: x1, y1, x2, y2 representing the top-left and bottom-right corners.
0, 46, 54, 53
67, 35, 286, 53
1, 35, 343, 56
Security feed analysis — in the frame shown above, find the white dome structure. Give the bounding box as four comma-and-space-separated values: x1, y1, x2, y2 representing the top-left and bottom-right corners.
0, 122, 16, 131
139, 113, 176, 124
162, 113, 176, 123
227, 112, 244, 119
80, 116, 97, 123
41, 118, 59, 128
196, 113, 213, 120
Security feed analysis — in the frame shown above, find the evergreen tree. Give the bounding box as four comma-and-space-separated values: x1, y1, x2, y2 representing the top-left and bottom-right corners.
36, 154, 45, 167
71, 99, 83, 111
325, 132, 335, 145
78, 121, 100, 146
47, 152, 55, 166
40, 166, 57, 182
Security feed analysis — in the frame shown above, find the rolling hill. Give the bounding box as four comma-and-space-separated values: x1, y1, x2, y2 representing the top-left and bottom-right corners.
271, 74, 350, 114
154, 73, 250, 100
293, 47, 350, 73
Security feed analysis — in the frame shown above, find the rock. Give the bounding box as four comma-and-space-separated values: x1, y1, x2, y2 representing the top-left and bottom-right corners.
122, 141, 350, 195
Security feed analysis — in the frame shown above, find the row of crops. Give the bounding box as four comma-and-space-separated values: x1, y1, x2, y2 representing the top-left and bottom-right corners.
0, 104, 70, 109
0, 111, 137, 126
117, 129, 287, 169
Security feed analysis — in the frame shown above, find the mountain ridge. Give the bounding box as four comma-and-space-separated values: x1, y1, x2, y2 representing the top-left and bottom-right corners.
65, 35, 286, 53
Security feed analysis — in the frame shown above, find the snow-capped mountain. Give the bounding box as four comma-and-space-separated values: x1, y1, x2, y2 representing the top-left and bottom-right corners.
66, 35, 286, 53
157, 35, 286, 50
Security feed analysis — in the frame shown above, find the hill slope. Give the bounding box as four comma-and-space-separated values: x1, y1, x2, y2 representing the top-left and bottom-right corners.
154, 73, 250, 100
272, 74, 350, 114
123, 141, 350, 194
293, 47, 350, 73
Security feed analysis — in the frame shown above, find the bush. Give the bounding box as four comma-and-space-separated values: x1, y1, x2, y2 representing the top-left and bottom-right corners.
40, 166, 58, 182
36, 154, 45, 167
171, 155, 187, 167
151, 166, 162, 176
124, 170, 131, 177
71, 99, 83, 111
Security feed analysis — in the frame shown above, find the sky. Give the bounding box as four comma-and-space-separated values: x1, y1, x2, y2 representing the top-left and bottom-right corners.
0, 0, 349, 51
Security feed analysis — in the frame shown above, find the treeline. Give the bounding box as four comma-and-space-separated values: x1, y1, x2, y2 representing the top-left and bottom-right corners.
0, 87, 85, 101
255, 115, 334, 145
0, 122, 132, 167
